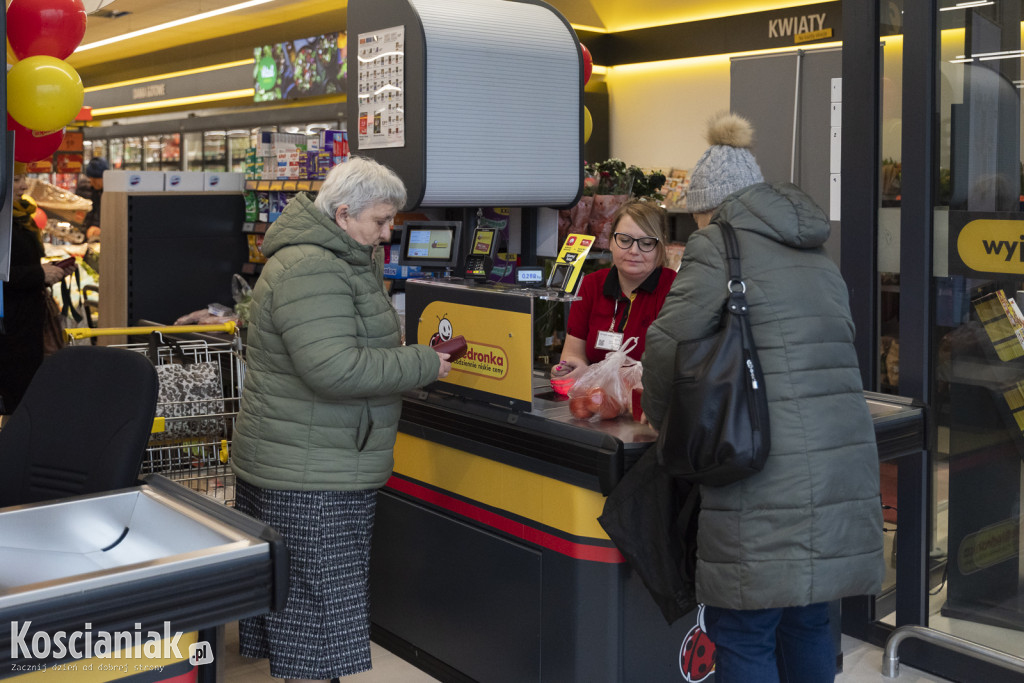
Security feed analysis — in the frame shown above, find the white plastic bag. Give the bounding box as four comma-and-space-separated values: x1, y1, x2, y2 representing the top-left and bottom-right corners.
567, 337, 641, 421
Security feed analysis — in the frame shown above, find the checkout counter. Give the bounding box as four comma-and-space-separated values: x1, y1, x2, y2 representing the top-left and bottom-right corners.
0, 474, 287, 681
369, 278, 925, 682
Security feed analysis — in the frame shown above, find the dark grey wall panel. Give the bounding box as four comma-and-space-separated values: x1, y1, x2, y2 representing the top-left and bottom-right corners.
731, 48, 843, 264
127, 195, 246, 325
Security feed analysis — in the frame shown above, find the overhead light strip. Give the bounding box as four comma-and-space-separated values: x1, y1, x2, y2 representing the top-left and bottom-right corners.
609, 40, 842, 72
570, 23, 609, 34
90, 89, 256, 116
952, 48, 1024, 63
85, 59, 255, 92
75, 0, 276, 52
939, 1, 994, 10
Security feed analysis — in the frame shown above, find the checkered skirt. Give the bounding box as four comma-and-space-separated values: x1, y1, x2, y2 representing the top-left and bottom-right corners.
235, 479, 377, 680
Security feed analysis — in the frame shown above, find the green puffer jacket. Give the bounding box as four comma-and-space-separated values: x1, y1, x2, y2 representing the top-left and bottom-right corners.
232, 193, 440, 491
642, 182, 884, 610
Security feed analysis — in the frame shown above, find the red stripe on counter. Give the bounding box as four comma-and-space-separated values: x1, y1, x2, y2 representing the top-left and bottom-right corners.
385, 476, 625, 564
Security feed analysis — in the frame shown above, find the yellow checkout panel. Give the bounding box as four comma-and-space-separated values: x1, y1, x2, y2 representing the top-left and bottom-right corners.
370, 278, 925, 683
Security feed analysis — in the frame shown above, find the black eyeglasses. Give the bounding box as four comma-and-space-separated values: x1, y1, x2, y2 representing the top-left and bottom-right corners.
612, 232, 660, 252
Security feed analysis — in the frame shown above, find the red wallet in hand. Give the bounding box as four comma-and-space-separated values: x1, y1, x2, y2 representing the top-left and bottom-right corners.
432, 335, 468, 363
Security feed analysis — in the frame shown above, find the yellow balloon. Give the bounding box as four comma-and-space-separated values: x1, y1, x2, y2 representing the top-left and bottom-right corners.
583, 106, 593, 144
7, 56, 84, 133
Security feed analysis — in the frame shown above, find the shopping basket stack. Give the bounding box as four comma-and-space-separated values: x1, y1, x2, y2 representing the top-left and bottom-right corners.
67, 322, 244, 505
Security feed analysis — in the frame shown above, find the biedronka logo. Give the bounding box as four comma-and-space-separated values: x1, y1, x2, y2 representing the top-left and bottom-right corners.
455, 342, 509, 380
958, 219, 1024, 275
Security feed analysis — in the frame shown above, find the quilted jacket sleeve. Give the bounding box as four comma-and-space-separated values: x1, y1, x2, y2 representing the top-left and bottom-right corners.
641, 228, 729, 429
270, 250, 439, 400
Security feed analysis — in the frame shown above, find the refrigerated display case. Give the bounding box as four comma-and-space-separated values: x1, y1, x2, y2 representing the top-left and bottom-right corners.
182, 131, 200, 170
228, 130, 252, 173
144, 135, 161, 169
122, 136, 143, 170
150, 133, 181, 171
203, 131, 227, 172
83, 139, 107, 164
107, 139, 124, 170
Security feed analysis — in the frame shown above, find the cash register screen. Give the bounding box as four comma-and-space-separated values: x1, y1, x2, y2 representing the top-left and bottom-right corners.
400, 221, 463, 270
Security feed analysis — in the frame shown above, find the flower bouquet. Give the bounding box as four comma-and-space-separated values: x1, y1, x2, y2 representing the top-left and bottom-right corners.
556, 160, 668, 250
588, 159, 633, 250
559, 167, 598, 247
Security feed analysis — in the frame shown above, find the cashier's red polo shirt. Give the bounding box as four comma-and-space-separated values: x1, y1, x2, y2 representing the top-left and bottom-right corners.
566, 265, 676, 364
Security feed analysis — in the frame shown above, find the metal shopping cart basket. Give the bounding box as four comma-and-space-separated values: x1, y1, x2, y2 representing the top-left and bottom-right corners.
67, 322, 244, 506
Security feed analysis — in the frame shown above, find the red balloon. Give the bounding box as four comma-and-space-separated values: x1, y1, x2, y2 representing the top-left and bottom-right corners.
7, 114, 65, 163
7, 0, 88, 61
581, 43, 593, 85
33, 208, 48, 230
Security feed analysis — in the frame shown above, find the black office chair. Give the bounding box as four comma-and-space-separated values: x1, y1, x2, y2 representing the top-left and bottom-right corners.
0, 345, 159, 507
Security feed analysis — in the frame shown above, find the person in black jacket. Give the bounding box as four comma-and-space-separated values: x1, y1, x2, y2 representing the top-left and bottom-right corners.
81, 157, 108, 240
0, 175, 73, 414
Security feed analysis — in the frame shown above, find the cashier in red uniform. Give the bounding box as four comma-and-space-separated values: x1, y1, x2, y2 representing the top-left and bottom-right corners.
553, 201, 676, 379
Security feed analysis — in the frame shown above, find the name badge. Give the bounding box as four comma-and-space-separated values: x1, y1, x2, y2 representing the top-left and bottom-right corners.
595, 330, 624, 351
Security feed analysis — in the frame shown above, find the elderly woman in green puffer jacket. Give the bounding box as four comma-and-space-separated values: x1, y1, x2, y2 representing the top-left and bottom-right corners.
642, 113, 883, 683
231, 156, 450, 683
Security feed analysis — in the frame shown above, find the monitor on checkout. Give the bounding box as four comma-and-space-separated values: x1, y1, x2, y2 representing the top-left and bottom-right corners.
399, 221, 463, 272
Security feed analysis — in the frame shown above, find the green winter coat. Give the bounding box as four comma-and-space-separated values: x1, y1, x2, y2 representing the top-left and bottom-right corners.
232, 193, 440, 491
642, 182, 884, 610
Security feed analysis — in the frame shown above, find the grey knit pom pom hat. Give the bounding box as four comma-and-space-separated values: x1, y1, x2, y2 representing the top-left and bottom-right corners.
686, 112, 764, 213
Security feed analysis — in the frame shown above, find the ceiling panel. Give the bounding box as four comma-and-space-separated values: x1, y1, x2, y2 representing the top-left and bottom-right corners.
66, 0, 822, 84
70, 0, 347, 71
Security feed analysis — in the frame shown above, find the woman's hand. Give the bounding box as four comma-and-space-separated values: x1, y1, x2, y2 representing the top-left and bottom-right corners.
557, 335, 590, 380
41, 264, 67, 286
551, 361, 587, 380
436, 352, 452, 380
550, 361, 575, 379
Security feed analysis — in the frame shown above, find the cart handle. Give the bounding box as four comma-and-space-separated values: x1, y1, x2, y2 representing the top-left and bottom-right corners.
66, 321, 237, 340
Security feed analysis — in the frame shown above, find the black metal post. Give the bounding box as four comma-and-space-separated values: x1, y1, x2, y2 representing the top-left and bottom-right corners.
896, 0, 936, 627
840, 0, 880, 391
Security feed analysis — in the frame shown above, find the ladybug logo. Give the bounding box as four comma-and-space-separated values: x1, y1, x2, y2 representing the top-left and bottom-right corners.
429, 315, 453, 347
679, 604, 716, 682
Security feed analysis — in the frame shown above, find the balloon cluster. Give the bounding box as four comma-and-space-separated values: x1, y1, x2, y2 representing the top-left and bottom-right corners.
6, 0, 87, 163
580, 43, 594, 144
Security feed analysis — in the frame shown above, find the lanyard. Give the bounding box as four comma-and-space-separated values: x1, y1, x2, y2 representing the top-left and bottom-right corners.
610, 295, 632, 333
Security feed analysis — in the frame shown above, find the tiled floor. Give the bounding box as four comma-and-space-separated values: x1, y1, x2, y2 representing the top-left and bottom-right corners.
220, 621, 950, 682
221, 622, 437, 682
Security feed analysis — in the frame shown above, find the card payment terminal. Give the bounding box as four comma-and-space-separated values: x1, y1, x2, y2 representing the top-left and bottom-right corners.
463, 226, 501, 279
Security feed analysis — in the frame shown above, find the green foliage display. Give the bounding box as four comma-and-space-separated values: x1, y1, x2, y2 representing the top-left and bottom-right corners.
584, 158, 667, 201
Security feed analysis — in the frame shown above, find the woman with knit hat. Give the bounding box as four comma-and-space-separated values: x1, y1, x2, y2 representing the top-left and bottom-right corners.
0, 175, 75, 414
641, 112, 883, 681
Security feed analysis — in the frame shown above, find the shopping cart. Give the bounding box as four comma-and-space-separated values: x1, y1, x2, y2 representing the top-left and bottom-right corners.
66, 322, 244, 506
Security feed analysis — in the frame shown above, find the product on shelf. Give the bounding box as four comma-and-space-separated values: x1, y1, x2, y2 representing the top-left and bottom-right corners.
247, 234, 268, 264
